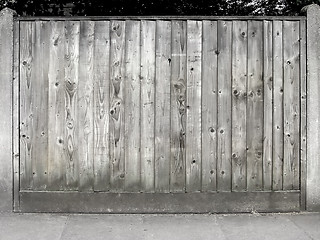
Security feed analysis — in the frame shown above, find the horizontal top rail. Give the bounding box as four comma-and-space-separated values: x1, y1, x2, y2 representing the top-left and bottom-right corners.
15, 15, 306, 21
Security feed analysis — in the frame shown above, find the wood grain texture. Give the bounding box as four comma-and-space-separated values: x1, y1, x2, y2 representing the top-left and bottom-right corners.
201, 20, 217, 192
231, 21, 247, 192
217, 20, 232, 192
13, 20, 20, 210
272, 21, 284, 191
300, 19, 307, 210
20, 21, 35, 190
47, 21, 66, 190
140, 20, 156, 192
93, 21, 111, 192
263, 20, 273, 190
283, 21, 300, 190
155, 20, 171, 192
124, 20, 141, 192
110, 20, 126, 191
31, 21, 49, 190
15, 19, 306, 204
171, 20, 187, 192
247, 20, 263, 191
186, 20, 202, 192
64, 21, 80, 190
78, 21, 95, 192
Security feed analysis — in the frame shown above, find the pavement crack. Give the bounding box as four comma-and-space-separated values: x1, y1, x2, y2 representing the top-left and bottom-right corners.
287, 217, 315, 240
58, 215, 70, 240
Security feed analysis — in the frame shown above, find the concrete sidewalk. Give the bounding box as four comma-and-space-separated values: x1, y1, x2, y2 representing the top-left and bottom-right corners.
0, 212, 319, 240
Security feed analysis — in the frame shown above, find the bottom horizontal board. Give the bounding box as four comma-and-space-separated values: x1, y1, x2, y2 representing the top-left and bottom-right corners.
18, 191, 300, 213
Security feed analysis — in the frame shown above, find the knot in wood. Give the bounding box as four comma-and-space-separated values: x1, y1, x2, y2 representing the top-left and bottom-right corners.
209, 127, 215, 133
233, 89, 240, 96
257, 89, 262, 96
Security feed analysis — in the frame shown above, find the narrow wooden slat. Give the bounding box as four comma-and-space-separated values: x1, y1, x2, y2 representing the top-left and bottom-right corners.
140, 20, 156, 192
283, 21, 300, 190
29, 21, 49, 190
17, 16, 306, 22
272, 21, 284, 191
217, 20, 232, 192
231, 21, 247, 192
110, 20, 126, 191
170, 20, 187, 192
300, 19, 307, 209
186, 20, 202, 192
93, 21, 111, 192
19, 22, 34, 190
47, 21, 67, 190
247, 20, 264, 191
201, 21, 218, 192
263, 20, 273, 190
13, 20, 20, 210
78, 21, 95, 192
155, 20, 171, 192
64, 21, 80, 190
124, 20, 141, 192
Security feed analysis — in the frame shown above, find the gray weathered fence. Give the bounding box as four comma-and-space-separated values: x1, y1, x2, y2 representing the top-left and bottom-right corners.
1, 4, 320, 213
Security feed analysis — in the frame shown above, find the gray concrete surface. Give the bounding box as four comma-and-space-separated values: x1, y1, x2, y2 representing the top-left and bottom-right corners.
0, 212, 319, 240
306, 3, 320, 212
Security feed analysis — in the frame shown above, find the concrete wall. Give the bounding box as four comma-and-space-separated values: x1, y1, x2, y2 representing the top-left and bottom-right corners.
306, 4, 320, 212
0, 8, 14, 212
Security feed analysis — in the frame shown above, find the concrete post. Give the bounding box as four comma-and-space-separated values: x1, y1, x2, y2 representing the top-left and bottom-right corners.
306, 4, 320, 212
0, 8, 15, 212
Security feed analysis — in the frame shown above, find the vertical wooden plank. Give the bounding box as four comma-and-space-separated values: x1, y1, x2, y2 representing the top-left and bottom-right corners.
247, 20, 263, 191
217, 20, 232, 192
141, 20, 156, 192
300, 19, 307, 209
272, 20, 284, 191
20, 21, 34, 190
283, 21, 300, 190
201, 21, 218, 192
13, 20, 20, 210
110, 20, 126, 191
231, 21, 247, 192
64, 21, 80, 190
263, 20, 273, 190
186, 20, 202, 192
30, 21, 49, 190
48, 21, 66, 190
155, 20, 171, 192
124, 20, 141, 192
78, 21, 95, 192
170, 20, 187, 192
93, 21, 110, 192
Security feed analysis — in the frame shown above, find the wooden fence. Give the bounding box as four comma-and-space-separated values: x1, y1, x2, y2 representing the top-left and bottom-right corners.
17, 18, 305, 195
5, 6, 320, 213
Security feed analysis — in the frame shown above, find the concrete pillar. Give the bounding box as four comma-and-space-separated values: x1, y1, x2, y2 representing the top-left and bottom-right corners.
0, 8, 15, 212
306, 4, 320, 212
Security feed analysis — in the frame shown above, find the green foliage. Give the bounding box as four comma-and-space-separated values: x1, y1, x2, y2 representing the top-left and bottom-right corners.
282, 0, 320, 15
0, 0, 318, 16
0, 0, 66, 16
